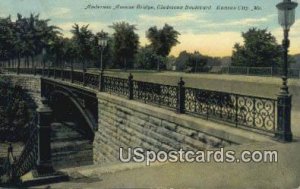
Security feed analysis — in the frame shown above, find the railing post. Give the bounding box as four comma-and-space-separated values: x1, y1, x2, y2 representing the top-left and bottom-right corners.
276, 95, 293, 142
99, 71, 104, 92
34, 97, 54, 176
128, 73, 133, 100
34, 66, 37, 76
177, 77, 185, 114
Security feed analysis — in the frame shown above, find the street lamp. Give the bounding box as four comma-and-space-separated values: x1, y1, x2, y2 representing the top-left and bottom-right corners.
276, 0, 297, 142
97, 37, 108, 92
98, 38, 108, 72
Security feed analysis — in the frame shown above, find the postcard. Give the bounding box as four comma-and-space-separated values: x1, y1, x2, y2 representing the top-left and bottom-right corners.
0, 0, 299, 188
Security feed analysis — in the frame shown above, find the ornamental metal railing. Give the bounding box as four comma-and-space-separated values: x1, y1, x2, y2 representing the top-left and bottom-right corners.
0, 114, 38, 184
3, 67, 278, 135
103, 75, 129, 97
133, 80, 178, 110
85, 73, 99, 89
184, 88, 276, 133
12, 115, 38, 178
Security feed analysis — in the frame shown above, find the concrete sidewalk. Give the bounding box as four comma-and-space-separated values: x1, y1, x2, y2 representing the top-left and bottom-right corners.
38, 139, 300, 189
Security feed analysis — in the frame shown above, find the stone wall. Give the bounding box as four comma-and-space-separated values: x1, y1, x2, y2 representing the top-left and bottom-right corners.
93, 93, 267, 164
0, 74, 41, 107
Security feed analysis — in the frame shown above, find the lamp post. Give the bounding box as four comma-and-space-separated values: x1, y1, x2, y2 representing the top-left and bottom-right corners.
276, 0, 297, 142
98, 37, 108, 91
98, 38, 108, 72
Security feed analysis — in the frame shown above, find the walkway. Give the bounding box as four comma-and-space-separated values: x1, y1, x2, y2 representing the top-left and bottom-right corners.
34, 140, 300, 189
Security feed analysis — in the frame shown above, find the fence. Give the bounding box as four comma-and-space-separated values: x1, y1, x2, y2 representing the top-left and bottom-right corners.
189, 66, 300, 78
2, 62, 300, 79
3, 67, 278, 135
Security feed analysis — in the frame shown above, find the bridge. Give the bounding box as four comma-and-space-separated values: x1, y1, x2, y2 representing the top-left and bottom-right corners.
0, 67, 296, 186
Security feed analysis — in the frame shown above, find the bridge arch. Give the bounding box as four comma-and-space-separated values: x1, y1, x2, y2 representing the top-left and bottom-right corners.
42, 79, 98, 140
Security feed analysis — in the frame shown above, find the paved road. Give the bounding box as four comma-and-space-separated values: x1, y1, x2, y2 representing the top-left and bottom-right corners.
37, 140, 300, 189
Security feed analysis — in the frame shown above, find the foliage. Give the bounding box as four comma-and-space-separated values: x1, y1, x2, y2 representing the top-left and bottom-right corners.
134, 46, 166, 70
0, 79, 30, 142
110, 22, 139, 69
175, 51, 209, 71
71, 24, 93, 67
0, 14, 60, 68
0, 14, 183, 70
146, 24, 180, 57
145, 24, 180, 70
232, 28, 283, 67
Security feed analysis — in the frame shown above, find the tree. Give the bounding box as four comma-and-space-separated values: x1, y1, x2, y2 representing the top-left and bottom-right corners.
134, 46, 166, 69
0, 16, 14, 64
47, 36, 66, 68
232, 28, 283, 68
110, 22, 139, 69
63, 38, 78, 68
146, 24, 180, 57
146, 24, 180, 70
0, 14, 60, 70
175, 51, 208, 71
71, 24, 93, 70
27, 14, 60, 68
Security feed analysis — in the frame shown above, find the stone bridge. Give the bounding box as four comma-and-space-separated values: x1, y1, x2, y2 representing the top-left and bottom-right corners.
1, 68, 299, 187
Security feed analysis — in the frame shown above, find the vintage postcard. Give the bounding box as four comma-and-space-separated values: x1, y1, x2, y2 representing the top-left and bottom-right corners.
0, 0, 299, 188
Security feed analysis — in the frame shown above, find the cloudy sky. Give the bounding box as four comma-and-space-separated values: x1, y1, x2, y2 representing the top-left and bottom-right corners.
1, 0, 299, 57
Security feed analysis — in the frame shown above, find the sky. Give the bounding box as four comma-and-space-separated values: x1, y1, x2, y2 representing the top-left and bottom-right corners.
0, 0, 300, 57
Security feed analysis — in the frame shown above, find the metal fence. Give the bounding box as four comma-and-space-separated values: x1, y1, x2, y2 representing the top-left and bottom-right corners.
185, 88, 276, 133
193, 66, 300, 78
2, 64, 300, 79
3, 67, 278, 135
133, 80, 178, 110
0, 114, 38, 183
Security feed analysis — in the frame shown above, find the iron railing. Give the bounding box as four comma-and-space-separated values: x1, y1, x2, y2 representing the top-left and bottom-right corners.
185, 88, 276, 133
103, 75, 129, 97
3, 68, 278, 134
0, 114, 38, 183
133, 80, 178, 110
85, 73, 99, 89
